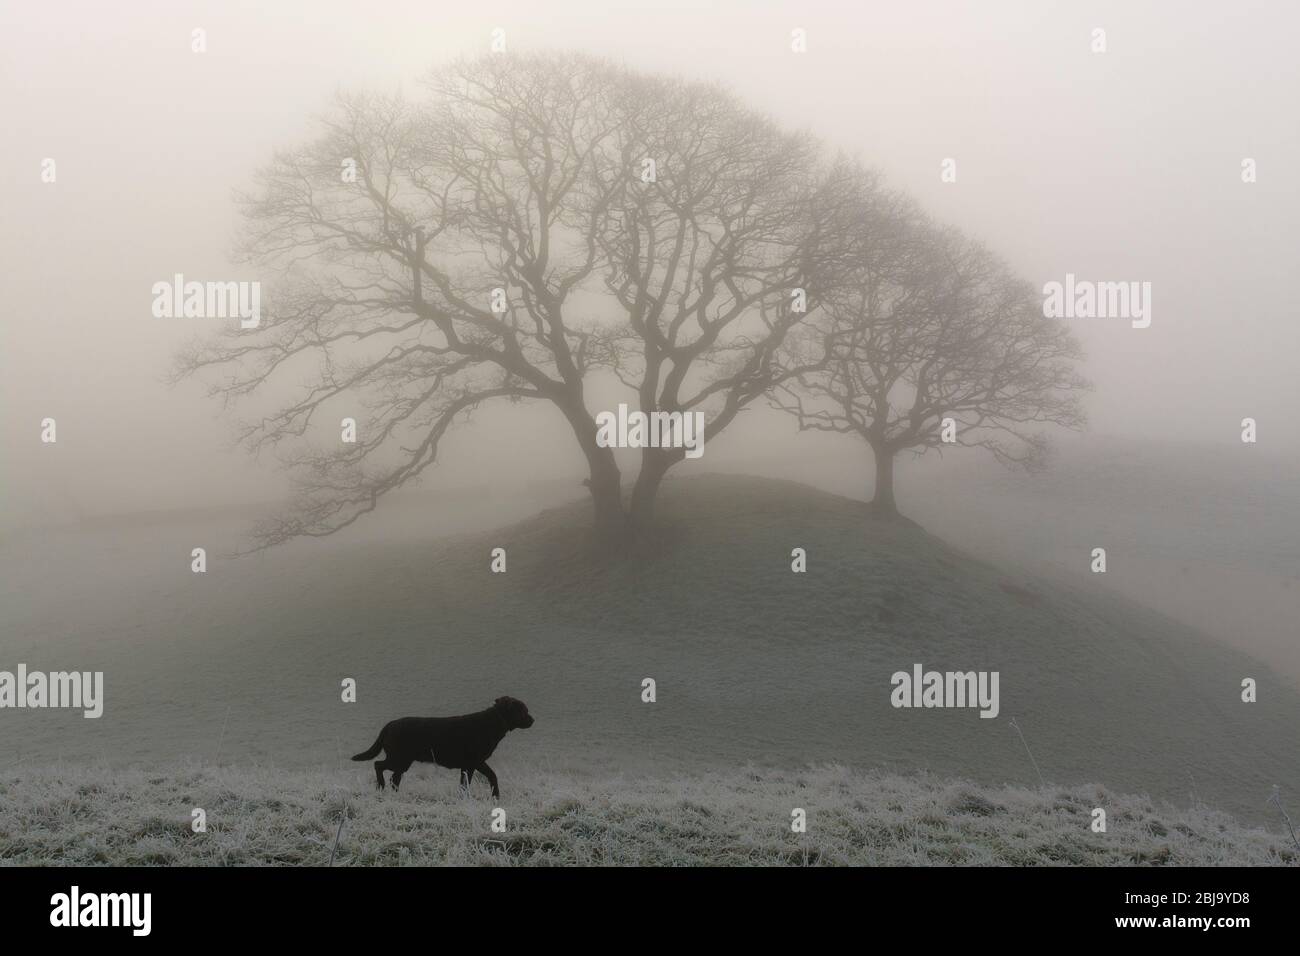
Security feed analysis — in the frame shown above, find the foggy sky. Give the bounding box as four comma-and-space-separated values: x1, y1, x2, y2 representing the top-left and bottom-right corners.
2, 0, 1297, 521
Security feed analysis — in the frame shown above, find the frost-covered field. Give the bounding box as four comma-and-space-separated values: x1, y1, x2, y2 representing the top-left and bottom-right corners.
4, 473, 1300, 828
1, 763, 1293, 866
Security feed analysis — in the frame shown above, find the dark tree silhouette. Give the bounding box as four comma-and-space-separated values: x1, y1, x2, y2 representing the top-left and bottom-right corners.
774, 188, 1090, 518
173, 53, 852, 548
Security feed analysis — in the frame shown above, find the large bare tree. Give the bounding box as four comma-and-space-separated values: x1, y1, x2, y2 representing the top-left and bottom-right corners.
174, 53, 850, 548
774, 192, 1090, 517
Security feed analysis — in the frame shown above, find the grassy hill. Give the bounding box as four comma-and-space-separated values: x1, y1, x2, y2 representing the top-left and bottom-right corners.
5, 473, 1298, 830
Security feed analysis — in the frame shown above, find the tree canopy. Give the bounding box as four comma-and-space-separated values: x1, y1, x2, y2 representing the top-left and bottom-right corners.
176, 53, 852, 547
774, 191, 1089, 515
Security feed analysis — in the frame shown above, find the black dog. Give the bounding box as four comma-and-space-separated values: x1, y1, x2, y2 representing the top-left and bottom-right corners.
351, 696, 534, 796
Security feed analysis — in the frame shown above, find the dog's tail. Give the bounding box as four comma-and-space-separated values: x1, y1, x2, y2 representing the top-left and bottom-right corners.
350, 731, 385, 761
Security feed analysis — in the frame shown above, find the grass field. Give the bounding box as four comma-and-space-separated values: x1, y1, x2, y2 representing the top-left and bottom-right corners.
3, 762, 1294, 866
8, 457, 1300, 863
4, 473, 1299, 832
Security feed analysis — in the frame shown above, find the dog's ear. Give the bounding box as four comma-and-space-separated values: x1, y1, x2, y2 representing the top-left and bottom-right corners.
494, 696, 507, 707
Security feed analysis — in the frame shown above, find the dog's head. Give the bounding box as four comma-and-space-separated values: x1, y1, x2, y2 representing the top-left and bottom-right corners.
494, 696, 535, 730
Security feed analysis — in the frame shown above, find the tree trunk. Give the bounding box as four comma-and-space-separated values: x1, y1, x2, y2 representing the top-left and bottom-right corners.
576, 435, 635, 549
627, 449, 675, 536
560, 397, 629, 548
586, 463, 626, 545
869, 444, 899, 517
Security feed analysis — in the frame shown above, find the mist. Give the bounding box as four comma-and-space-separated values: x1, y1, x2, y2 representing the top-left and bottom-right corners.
3, 0, 1297, 521
2, 1, 1298, 866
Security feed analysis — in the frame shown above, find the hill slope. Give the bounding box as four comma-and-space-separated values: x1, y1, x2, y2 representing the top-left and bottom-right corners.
5, 474, 1297, 826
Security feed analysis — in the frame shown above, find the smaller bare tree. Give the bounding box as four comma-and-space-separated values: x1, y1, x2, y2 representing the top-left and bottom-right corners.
774, 197, 1089, 518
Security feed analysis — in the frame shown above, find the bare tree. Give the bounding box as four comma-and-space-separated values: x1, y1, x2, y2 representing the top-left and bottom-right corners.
592, 76, 856, 532
774, 193, 1090, 518
173, 53, 847, 549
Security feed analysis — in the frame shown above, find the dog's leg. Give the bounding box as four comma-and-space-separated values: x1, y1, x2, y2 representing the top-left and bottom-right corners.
477, 762, 500, 799
388, 758, 412, 792
373, 761, 387, 790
